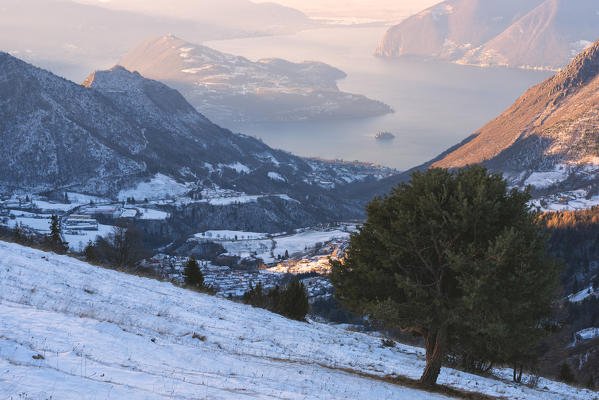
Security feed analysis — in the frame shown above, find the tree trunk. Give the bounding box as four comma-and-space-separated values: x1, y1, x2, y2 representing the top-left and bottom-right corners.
513, 364, 523, 383
420, 325, 447, 386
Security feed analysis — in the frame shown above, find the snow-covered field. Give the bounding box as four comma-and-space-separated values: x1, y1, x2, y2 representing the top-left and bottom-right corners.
118, 173, 190, 201
63, 223, 114, 252
192, 227, 353, 263
0, 241, 594, 400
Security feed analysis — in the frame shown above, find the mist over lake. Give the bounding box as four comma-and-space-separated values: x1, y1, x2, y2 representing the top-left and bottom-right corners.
206, 26, 552, 170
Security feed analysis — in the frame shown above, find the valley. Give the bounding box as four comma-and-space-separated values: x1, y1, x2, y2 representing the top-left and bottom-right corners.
3, 0, 599, 396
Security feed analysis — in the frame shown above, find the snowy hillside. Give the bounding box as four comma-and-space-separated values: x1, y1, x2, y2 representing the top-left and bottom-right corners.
0, 241, 594, 399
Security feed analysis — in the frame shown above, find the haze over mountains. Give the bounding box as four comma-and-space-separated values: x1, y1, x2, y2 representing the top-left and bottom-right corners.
260, 0, 439, 23
73, 0, 311, 34
118, 35, 392, 123
376, 0, 599, 71
1, 0, 312, 81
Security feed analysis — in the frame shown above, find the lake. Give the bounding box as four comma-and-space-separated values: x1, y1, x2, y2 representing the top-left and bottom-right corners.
205, 26, 553, 170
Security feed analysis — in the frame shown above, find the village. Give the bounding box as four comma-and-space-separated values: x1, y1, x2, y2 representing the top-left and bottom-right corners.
0, 193, 354, 301
140, 233, 352, 300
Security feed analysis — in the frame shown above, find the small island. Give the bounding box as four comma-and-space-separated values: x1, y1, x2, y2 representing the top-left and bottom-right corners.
375, 131, 395, 141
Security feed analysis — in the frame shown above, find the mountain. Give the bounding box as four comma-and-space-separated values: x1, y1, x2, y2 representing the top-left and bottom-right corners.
355, 37, 599, 209
118, 35, 392, 123
0, 52, 393, 233
376, 0, 599, 71
0, 240, 594, 399
429, 37, 599, 208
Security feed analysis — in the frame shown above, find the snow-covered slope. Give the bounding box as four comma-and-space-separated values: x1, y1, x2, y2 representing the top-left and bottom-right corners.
0, 241, 594, 399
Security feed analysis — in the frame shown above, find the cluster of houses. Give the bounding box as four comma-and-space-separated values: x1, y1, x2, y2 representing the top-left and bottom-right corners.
63, 215, 99, 234
140, 234, 351, 301
141, 253, 283, 298
267, 237, 349, 275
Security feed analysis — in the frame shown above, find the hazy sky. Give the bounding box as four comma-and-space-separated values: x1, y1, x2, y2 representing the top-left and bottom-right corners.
259, 0, 440, 21
74, 0, 440, 22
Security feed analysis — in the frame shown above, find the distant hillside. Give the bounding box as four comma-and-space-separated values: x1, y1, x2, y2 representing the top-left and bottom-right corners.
118, 35, 392, 123
376, 0, 599, 71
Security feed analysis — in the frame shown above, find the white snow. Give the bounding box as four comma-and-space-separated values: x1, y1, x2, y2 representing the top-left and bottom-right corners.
31, 200, 78, 212
267, 171, 286, 182
63, 223, 114, 252
5, 215, 52, 232
275, 194, 299, 203
524, 166, 569, 189
207, 195, 262, 206
118, 174, 189, 201
225, 162, 250, 174
195, 230, 269, 240
576, 327, 599, 341
0, 241, 594, 399
569, 286, 597, 303
274, 229, 351, 258
137, 208, 170, 220
192, 227, 353, 264
120, 208, 138, 218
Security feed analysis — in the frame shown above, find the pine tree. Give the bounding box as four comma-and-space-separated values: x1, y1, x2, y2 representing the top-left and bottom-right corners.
183, 257, 204, 287
558, 362, 577, 384
586, 376, 594, 390
47, 215, 68, 254
83, 240, 101, 263
330, 166, 560, 386
13, 222, 25, 244
279, 279, 309, 321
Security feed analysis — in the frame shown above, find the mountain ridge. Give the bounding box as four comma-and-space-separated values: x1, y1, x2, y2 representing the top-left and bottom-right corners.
376, 0, 599, 71
0, 52, 392, 232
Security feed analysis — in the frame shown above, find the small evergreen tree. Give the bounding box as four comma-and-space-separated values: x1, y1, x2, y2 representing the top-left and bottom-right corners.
586, 376, 594, 390
558, 362, 576, 384
110, 222, 146, 268
83, 240, 101, 263
183, 257, 204, 287
279, 279, 309, 321
242, 280, 309, 321
13, 222, 24, 244
47, 215, 68, 254
243, 282, 269, 308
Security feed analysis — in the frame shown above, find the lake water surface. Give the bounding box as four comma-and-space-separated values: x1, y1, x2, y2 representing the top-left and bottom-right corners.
205, 26, 553, 170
